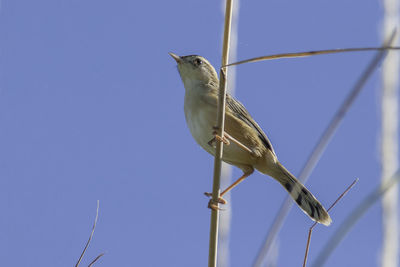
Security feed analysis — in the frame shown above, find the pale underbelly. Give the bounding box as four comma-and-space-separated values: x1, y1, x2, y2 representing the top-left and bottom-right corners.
185, 108, 254, 166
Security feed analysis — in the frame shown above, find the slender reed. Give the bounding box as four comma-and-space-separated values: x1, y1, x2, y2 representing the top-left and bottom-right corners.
208, 0, 233, 266
226, 47, 400, 67
217, 1, 240, 266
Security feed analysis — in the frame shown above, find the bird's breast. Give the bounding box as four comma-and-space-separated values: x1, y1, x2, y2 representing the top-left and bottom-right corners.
184, 97, 216, 154
183, 93, 258, 167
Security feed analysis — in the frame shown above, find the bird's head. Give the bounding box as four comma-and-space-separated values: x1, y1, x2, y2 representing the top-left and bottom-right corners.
169, 53, 219, 90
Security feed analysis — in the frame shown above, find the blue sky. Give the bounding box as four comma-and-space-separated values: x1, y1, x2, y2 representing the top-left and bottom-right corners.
1, 0, 399, 266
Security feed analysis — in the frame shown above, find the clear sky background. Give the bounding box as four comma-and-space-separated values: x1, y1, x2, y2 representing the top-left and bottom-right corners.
1, 0, 399, 266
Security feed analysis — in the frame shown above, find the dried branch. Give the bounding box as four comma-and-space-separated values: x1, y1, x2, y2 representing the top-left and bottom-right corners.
302, 179, 358, 267
226, 46, 400, 67
75, 200, 100, 267
311, 171, 400, 267
87, 253, 105, 267
253, 31, 397, 267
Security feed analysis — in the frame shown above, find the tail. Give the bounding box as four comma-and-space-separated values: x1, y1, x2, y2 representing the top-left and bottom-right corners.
273, 162, 332, 226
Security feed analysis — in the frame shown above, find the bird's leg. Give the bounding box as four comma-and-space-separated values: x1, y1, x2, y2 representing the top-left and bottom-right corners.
214, 134, 230, 145
205, 168, 254, 210
207, 198, 225, 211
208, 126, 255, 155
208, 126, 230, 148
204, 192, 227, 204
224, 132, 254, 154
220, 169, 254, 197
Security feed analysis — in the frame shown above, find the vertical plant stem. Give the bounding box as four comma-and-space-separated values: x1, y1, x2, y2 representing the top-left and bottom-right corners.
381, 1, 399, 266
208, 1, 233, 267
218, 1, 239, 266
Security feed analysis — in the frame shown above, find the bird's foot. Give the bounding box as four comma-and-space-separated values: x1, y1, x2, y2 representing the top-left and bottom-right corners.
207, 135, 230, 148
204, 192, 228, 210
207, 138, 216, 148
214, 133, 230, 145
208, 126, 230, 147
208, 199, 223, 211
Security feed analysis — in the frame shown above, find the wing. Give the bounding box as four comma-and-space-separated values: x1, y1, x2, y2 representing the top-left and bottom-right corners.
199, 90, 276, 155
226, 94, 276, 155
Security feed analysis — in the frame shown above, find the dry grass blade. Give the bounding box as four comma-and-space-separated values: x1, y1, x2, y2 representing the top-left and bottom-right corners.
75, 200, 100, 267
302, 179, 358, 267
226, 46, 400, 67
253, 31, 397, 267
208, 0, 233, 266
311, 171, 400, 267
87, 253, 105, 267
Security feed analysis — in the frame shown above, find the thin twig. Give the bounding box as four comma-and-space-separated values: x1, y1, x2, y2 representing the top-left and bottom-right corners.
87, 253, 105, 267
226, 46, 400, 67
302, 178, 358, 267
208, 0, 233, 266
311, 171, 400, 267
253, 31, 397, 267
75, 200, 100, 267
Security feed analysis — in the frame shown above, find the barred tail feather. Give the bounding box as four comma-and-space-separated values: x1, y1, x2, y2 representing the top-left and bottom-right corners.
274, 162, 332, 226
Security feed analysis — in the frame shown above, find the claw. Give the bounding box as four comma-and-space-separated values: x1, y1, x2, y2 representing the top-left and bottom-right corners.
204, 192, 212, 197
209, 126, 230, 146
214, 128, 254, 155
214, 134, 230, 145
208, 200, 223, 211
204, 192, 228, 204
208, 138, 216, 148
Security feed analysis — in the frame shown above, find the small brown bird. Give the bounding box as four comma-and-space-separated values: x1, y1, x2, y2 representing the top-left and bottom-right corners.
170, 52, 331, 226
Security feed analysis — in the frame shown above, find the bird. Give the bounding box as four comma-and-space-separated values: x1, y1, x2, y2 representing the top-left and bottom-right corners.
169, 52, 332, 226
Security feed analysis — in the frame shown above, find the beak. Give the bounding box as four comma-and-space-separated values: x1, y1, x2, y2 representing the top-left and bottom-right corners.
169, 52, 182, 63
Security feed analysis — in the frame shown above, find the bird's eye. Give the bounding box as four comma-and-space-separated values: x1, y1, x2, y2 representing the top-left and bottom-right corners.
193, 58, 202, 66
